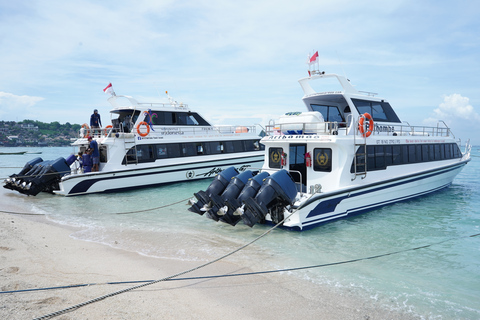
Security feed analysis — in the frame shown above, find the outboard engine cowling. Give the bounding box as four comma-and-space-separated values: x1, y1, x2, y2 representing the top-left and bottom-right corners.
188, 166, 240, 215
3, 157, 43, 191
205, 170, 255, 221
241, 170, 297, 227
220, 171, 270, 226
3, 157, 71, 196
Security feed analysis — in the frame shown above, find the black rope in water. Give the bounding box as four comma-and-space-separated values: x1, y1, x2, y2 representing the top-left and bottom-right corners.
3, 232, 479, 296
114, 197, 191, 214
0, 197, 191, 216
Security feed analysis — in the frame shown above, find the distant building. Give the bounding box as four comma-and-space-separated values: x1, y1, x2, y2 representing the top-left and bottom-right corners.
21, 124, 39, 131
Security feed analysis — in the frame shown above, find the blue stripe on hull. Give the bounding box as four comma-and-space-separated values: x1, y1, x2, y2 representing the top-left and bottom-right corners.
65, 155, 264, 196
287, 161, 467, 231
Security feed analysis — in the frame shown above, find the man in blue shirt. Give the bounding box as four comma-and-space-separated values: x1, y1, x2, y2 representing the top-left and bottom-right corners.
87, 136, 100, 172
90, 109, 102, 136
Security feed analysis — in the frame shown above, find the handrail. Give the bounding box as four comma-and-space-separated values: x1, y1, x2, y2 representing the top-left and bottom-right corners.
264, 120, 453, 138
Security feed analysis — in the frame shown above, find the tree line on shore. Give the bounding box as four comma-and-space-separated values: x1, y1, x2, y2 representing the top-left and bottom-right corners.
0, 120, 82, 147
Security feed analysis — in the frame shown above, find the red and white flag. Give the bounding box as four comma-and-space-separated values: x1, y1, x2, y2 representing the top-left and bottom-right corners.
309, 51, 319, 64
103, 83, 115, 95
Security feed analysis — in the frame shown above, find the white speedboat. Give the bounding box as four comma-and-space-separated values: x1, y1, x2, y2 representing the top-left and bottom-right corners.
4, 92, 264, 196
190, 69, 471, 230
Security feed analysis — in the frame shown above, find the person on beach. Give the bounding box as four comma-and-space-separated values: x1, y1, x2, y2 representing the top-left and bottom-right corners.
87, 136, 100, 172
90, 109, 102, 136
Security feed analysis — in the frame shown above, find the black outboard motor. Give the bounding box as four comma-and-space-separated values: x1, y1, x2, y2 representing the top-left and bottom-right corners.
205, 170, 255, 221
4, 157, 71, 196
219, 171, 270, 226
241, 170, 298, 227
188, 166, 240, 215
3, 157, 43, 191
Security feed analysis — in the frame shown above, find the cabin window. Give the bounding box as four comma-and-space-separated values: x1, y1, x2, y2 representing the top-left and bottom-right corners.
375, 146, 386, 169
313, 148, 332, 172
310, 104, 343, 122
167, 144, 182, 158
408, 145, 416, 163
205, 141, 222, 154
268, 147, 283, 169
351, 99, 401, 123
385, 145, 393, 166
244, 140, 257, 151
136, 145, 155, 163
182, 143, 196, 157
196, 143, 204, 155
350, 142, 463, 173
156, 144, 168, 159
222, 141, 234, 153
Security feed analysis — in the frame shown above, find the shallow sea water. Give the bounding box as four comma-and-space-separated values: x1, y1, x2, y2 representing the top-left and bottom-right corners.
1, 146, 479, 319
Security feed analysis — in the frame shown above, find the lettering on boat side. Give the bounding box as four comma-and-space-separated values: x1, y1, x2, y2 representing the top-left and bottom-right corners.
267, 135, 330, 141
376, 139, 401, 145
406, 139, 447, 144
375, 124, 395, 133
196, 165, 252, 178
160, 128, 185, 135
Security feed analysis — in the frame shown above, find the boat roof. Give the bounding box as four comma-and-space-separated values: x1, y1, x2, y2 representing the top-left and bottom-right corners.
298, 72, 381, 101
107, 95, 191, 113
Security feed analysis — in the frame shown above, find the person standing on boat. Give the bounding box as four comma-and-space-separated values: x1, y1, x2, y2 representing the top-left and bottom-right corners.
90, 109, 102, 136
82, 148, 93, 173
87, 136, 100, 172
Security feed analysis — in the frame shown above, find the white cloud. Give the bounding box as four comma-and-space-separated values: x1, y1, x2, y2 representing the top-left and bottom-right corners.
434, 94, 480, 121
0, 92, 45, 121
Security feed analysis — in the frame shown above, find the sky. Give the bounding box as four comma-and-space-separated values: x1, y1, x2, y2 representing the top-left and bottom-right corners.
1, 0, 479, 145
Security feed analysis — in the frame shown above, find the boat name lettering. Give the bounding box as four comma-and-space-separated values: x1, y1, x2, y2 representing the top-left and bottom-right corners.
160, 128, 185, 135
375, 124, 394, 133
197, 167, 224, 177
268, 135, 322, 140
376, 139, 401, 145
202, 127, 215, 131
197, 165, 252, 178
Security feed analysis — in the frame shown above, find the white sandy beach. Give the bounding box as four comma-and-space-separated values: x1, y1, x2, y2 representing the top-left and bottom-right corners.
0, 188, 420, 320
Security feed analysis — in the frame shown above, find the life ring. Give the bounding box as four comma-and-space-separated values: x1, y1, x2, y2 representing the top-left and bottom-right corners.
81, 123, 90, 138
136, 121, 150, 137
358, 113, 374, 138
104, 125, 113, 136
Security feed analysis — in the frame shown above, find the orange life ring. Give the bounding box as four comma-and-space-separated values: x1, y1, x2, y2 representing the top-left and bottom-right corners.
81, 123, 90, 138
104, 125, 113, 136
136, 121, 150, 137
358, 113, 374, 138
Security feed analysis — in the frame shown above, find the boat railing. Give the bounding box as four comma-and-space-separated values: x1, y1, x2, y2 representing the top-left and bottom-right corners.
82, 124, 259, 138
137, 102, 189, 110
265, 119, 454, 138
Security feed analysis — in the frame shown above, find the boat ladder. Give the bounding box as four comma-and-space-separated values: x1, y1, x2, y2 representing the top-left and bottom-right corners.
352, 118, 367, 180
124, 137, 139, 166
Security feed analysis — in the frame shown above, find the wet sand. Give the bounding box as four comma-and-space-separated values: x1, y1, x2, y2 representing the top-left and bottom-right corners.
0, 189, 419, 319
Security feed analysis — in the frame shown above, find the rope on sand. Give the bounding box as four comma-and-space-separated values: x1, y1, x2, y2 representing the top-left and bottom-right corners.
32, 210, 296, 320
4, 232, 479, 296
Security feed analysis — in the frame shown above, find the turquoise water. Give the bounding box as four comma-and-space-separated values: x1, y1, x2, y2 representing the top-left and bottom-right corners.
1, 146, 479, 319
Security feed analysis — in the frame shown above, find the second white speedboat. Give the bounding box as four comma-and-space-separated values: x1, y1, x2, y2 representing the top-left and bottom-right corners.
4, 92, 265, 196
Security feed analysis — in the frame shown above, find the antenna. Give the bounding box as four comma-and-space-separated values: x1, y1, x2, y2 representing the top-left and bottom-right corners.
335, 50, 348, 79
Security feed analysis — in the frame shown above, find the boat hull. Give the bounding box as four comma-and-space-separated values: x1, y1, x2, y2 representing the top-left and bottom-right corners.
282, 160, 468, 230
54, 153, 264, 196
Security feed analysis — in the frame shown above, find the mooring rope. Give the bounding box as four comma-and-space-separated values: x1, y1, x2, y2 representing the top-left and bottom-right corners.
3, 232, 479, 297
114, 197, 191, 214
32, 210, 296, 320
0, 197, 191, 216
